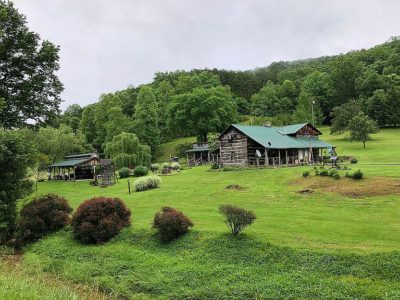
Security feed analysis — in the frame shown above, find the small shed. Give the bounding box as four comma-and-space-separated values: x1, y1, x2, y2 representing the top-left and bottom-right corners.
185, 143, 219, 166
49, 153, 100, 180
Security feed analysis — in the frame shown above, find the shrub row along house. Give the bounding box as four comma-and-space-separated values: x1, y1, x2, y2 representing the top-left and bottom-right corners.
218, 123, 334, 167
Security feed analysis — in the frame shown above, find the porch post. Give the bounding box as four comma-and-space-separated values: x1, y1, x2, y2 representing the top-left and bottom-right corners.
265, 149, 269, 166
208, 151, 210, 163
286, 149, 288, 166
186, 153, 189, 165
278, 150, 281, 165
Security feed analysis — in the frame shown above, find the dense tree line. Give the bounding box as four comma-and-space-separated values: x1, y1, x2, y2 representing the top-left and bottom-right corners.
55, 37, 400, 159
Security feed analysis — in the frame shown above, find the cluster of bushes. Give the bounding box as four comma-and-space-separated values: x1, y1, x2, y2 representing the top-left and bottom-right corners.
345, 169, 364, 180
15, 193, 257, 247
312, 167, 340, 179
134, 176, 161, 192
305, 166, 364, 180
119, 166, 151, 178
15, 194, 131, 246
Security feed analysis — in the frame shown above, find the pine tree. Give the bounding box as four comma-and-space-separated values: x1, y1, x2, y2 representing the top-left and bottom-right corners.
133, 86, 160, 154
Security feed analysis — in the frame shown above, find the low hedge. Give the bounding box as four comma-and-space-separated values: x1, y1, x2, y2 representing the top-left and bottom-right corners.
134, 176, 161, 192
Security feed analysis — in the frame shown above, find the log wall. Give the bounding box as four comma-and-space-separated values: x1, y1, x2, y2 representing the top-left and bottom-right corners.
220, 128, 248, 166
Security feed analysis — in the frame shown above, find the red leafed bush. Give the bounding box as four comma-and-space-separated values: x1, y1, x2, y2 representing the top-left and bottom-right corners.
72, 197, 131, 244
18, 194, 72, 244
152, 207, 193, 242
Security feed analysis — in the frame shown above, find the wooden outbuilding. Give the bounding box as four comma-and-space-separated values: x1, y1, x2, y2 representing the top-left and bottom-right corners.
218, 123, 334, 167
49, 153, 100, 180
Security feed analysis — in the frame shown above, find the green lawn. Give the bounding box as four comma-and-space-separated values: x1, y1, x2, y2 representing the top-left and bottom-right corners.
6, 128, 400, 299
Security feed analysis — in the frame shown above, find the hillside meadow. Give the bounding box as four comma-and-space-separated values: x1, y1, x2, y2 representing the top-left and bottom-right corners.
2, 127, 400, 299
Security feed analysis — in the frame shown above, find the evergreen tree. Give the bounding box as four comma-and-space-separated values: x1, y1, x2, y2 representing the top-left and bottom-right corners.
133, 86, 160, 154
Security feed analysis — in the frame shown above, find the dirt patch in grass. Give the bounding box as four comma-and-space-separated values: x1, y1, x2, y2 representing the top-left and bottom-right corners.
293, 176, 400, 198
225, 184, 246, 191
297, 188, 314, 195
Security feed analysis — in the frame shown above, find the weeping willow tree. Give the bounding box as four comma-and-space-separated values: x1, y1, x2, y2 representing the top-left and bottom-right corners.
104, 132, 151, 169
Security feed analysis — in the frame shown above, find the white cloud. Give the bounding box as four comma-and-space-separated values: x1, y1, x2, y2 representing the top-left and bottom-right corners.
12, 0, 400, 109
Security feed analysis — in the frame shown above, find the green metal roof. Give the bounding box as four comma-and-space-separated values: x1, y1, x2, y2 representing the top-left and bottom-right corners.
185, 147, 209, 153
294, 136, 333, 148
50, 158, 90, 168
232, 124, 333, 149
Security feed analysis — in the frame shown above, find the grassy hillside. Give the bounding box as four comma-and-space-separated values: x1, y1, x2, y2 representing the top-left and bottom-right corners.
154, 136, 196, 162
4, 128, 400, 299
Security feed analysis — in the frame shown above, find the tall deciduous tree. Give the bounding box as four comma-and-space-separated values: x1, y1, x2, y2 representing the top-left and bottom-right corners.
104, 132, 151, 169
0, 1, 63, 128
293, 71, 334, 124
80, 104, 97, 145
330, 100, 362, 135
348, 112, 379, 148
251, 81, 293, 117
167, 86, 238, 142
133, 86, 160, 154
0, 130, 36, 244
35, 125, 89, 164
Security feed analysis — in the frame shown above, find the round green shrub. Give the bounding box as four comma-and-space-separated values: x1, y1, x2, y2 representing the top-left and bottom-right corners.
302, 170, 310, 177
118, 167, 130, 178
350, 157, 358, 164
161, 162, 170, 170
134, 175, 161, 192
152, 207, 193, 242
17, 194, 72, 245
171, 162, 180, 170
219, 204, 256, 236
72, 197, 131, 244
319, 169, 329, 176
150, 163, 160, 172
352, 169, 364, 180
133, 166, 149, 177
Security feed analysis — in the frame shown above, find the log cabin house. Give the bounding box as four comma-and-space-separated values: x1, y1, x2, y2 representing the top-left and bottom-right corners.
218, 123, 334, 167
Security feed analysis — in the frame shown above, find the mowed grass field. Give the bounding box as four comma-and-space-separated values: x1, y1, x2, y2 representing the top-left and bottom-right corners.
3, 128, 400, 299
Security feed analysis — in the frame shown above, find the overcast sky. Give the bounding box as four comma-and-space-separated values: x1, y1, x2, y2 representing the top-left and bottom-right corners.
13, 0, 400, 110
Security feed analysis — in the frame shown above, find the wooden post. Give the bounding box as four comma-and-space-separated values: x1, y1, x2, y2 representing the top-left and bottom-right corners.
186, 154, 189, 165
278, 151, 281, 165
286, 149, 288, 166
265, 149, 269, 166
207, 151, 210, 163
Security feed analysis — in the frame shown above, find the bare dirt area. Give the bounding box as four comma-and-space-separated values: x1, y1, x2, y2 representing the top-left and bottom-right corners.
293, 176, 400, 198
225, 184, 247, 191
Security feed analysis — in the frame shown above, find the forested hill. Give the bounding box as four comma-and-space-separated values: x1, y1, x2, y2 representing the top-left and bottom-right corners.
59, 37, 400, 155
